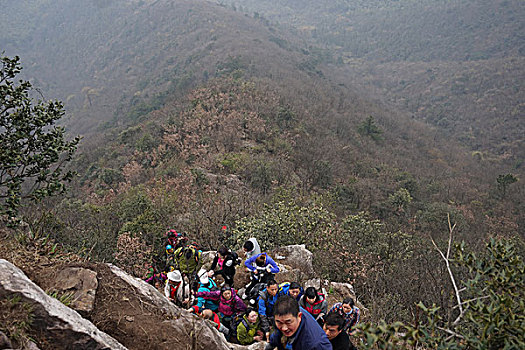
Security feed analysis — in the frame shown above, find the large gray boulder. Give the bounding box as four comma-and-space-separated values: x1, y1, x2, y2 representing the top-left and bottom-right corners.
0, 259, 127, 350
107, 264, 245, 350
271, 244, 316, 281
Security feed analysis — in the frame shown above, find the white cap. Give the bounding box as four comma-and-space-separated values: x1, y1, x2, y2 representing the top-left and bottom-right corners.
197, 269, 209, 284
167, 270, 182, 282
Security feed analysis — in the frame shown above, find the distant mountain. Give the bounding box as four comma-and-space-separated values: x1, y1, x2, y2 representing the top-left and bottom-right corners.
217, 0, 525, 166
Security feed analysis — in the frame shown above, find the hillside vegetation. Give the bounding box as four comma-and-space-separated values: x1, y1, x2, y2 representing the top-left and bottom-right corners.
1, 0, 523, 339
220, 0, 525, 167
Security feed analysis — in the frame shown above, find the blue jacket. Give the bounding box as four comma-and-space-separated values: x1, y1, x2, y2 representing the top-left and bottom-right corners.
244, 253, 280, 273
258, 288, 279, 332
269, 307, 333, 350
196, 280, 219, 311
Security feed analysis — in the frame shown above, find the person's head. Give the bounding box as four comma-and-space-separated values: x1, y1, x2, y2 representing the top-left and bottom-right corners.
217, 246, 229, 258
342, 297, 355, 314
167, 270, 182, 285
323, 313, 345, 340
243, 240, 254, 252
274, 295, 302, 338
266, 280, 279, 297
167, 229, 177, 238
201, 309, 214, 319
246, 307, 259, 323
305, 287, 318, 304
166, 245, 174, 254
255, 254, 266, 267
221, 285, 232, 300
288, 282, 302, 299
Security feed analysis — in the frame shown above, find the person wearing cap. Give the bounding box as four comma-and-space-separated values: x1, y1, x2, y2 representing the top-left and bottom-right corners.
164, 270, 192, 307
192, 268, 219, 312
165, 244, 177, 272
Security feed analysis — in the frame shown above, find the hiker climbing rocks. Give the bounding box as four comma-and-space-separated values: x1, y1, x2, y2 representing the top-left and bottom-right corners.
266, 295, 333, 350
236, 308, 264, 345
165, 245, 177, 272
327, 298, 360, 334
209, 246, 241, 287
299, 287, 328, 324
257, 279, 280, 342
174, 243, 202, 297
164, 270, 192, 307
243, 238, 261, 260
323, 313, 356, 350
192, 307, 231, 338
166, 229, 188, 249
192, 268, 219, 312
278, 282, 303, 301
244, 252, 280, 297
194, 284, 247, 331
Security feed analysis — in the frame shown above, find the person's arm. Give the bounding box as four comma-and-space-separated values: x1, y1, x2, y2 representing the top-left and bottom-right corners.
164, 282, 170, 299
268, 330, 281, 348
244, 254, 257, 271
195, 287, 206, 308
264, 255, 280, 273
194, 290, 220, 300
235, 295, 247, 313
312, 337, 334, 350
318, 299, 328, 319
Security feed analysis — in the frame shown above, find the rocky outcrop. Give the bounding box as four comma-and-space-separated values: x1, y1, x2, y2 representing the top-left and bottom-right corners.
48, 267, 98, 315
271, 244, 316, 281
107, 264, 240, 350
0, 259, 127, 350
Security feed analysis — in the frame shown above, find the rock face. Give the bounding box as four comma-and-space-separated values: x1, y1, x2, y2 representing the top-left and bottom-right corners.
271, 244, 316, 281
107, 264, 236, 350
0, 259, 127, 350
49, 267, 98, 315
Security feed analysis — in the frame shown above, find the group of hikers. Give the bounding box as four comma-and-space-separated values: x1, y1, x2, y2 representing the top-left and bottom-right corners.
143, 229, 360, 350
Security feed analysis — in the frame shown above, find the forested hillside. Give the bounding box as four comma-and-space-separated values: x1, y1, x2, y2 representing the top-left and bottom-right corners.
219, 0, 525, 167
1, 0, 523, 344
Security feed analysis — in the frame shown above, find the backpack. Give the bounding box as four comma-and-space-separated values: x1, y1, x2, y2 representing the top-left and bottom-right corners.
228, 314, 249, 344
247, 283, 267, 309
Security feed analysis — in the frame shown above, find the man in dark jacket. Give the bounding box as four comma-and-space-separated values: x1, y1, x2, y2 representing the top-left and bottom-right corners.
323, 313, 356, 350
266, 295, 332, 350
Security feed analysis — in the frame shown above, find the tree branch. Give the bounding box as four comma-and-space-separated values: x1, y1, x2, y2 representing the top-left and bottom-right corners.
430, 213, 463, 325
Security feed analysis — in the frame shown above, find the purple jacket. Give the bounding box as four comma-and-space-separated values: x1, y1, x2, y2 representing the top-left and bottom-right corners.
195, 289, 246, 317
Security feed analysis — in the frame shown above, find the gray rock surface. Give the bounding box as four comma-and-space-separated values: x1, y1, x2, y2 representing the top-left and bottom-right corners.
0, 331, 12, 349
0, 259, 127, 350
271, 244, 315, 280
49, 267, 98, 315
